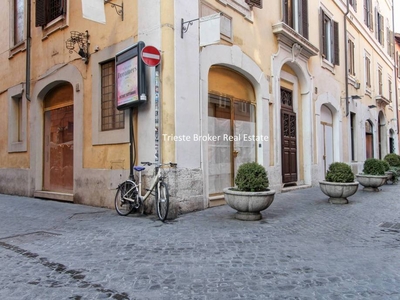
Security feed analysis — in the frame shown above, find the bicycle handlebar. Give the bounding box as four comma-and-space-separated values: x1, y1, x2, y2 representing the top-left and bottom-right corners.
140, 162, 177, 167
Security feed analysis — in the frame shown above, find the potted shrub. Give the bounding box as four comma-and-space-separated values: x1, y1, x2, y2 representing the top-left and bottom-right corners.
383, 154, 400, 184
223, 162, 275, 221
356, 158, 387, 191
319, 162, 359, 204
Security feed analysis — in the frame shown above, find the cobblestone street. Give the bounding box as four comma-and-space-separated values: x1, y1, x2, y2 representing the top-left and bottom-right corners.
1, 184, 400, 300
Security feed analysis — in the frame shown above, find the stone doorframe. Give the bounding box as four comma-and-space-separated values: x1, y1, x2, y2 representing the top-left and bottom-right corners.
272, 44, 314, 187
200, 45, 270, 208
30, 64, 84, 198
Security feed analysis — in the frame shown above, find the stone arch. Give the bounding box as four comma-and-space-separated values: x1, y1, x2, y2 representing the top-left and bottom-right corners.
30, 64, 83, 198
200, 45, 270, 205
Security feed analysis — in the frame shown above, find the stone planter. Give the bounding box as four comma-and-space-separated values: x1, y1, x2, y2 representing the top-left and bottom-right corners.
223, 188, 275, 221
355, 174, 387, 192
319, 181, 359, 204
385, 171, 394, 184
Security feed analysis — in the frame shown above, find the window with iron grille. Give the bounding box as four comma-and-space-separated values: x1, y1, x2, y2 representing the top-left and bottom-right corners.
101, 60, 124, 131
35, 0, 66, 27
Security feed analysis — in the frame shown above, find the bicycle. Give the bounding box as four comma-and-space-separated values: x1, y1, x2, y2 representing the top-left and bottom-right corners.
114, 161, 177, 221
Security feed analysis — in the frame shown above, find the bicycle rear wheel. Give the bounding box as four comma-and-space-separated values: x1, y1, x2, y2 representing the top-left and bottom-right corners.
115, 180, 137, 216
156, 181, 169, 221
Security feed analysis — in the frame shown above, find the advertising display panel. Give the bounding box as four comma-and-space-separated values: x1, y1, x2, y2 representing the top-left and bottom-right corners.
115, 42, 146, 110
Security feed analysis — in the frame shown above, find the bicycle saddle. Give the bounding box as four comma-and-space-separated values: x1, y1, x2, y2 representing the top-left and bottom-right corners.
133, 166, 145, 172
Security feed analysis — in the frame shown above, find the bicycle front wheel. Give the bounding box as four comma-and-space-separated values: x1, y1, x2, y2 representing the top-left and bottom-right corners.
115, 180, 137, 216
156, 181, 169, 221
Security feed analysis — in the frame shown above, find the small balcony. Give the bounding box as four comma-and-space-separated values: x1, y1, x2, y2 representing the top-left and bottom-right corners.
375, 95, 391, 107
272, 22, 319, 60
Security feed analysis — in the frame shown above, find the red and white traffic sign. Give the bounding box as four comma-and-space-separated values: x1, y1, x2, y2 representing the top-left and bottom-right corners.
141, 46, 161, 67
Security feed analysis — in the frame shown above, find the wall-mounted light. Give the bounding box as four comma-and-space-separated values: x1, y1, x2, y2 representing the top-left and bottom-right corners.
368, 105, 377, 109
350, 95, 361, 100
66, 31, 90, 64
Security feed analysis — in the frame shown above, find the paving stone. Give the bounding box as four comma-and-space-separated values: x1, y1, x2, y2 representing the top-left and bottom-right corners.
1, 185, 400, 299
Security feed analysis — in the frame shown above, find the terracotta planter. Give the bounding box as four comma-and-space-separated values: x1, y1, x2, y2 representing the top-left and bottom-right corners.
356, 174, 387, 192
319, 181, 359, 204
223, 188, 275, 221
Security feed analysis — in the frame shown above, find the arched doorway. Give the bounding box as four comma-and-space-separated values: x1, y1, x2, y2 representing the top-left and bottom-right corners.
365, 120, 374, 159
320, 105, 334, 175
208, 66, 256, 196
43, 83, 74, 193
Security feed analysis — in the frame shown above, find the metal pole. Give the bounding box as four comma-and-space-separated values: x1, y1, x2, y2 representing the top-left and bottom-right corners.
155, 66, 161, 163
129, 107, 134, 179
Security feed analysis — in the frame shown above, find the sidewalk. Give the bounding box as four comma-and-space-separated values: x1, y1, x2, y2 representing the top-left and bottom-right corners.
0, 184, 400, 299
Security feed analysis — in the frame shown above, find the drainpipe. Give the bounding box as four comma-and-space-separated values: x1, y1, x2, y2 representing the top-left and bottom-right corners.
393, 1, 399, 135
344, 0, 349, 116
25, 0, 31, 101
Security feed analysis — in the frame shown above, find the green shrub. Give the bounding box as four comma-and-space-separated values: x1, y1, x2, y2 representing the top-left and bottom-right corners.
381, 160, 390, 172
325, 162, 355, 183
362, 158, 386, 175
235, 162, 269, 192
384, 153, 400, 167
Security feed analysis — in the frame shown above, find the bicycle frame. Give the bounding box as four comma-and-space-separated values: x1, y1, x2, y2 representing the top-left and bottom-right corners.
136, 166, 163, 202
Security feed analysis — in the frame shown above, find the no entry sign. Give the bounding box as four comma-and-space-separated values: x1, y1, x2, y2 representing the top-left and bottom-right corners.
141, 46, 161, 67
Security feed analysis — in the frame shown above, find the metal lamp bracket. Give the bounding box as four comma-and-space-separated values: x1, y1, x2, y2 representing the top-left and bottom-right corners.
104, 0, 124, 21
65, 30, 90, 64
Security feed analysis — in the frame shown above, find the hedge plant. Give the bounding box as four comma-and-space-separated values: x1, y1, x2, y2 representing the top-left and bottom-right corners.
381, 160, 390, 172
362, 158, 386, 176
384, 153, 400, 167
235, 162, 269, 192
325, 162, 355, 183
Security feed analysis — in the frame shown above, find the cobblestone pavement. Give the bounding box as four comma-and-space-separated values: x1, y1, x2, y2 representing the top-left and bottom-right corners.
1, 184, 400, 300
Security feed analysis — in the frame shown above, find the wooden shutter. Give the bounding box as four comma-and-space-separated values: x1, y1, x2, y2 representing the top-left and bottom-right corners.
35, 0, 47, 27
354, 0, 357, 12
333, 21, 340, 65
302, 0, 308, 39
379, 15, 384, 45
283, 0, 289, 25
368, 1, 373, 30
245, 0, 263, 9
363, 0, 367, 25
320, 10, 326, 58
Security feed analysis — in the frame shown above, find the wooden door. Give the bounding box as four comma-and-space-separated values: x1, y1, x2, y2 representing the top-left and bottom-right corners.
281, 88, 297, 183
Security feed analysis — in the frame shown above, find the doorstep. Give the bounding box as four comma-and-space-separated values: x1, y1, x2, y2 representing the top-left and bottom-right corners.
281, 184, 312, 193
34, 191, 73, 202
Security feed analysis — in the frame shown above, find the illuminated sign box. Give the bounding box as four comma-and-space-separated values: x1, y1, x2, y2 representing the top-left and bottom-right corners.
115, 41, 147, 110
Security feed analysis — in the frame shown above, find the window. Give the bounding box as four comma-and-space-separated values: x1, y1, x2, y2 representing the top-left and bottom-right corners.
349, 0, 357, 11
375, 11, 384, 46
101, 60, 124, 131
365, 54, 371, 89
387, 28, 394, 58
364, 0, 373, 30
283, 0, 309, 39
378, 66, 382, 95
350, 112, 356, 161
35, 0, 66, 27
13, 0, 24, 46
388, 79, 392, 102
397, 51, 400, 79
348, 38, 355, 76
321, 10, 339, 65
245, 0, 262, 8
8, 84, 27, 152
